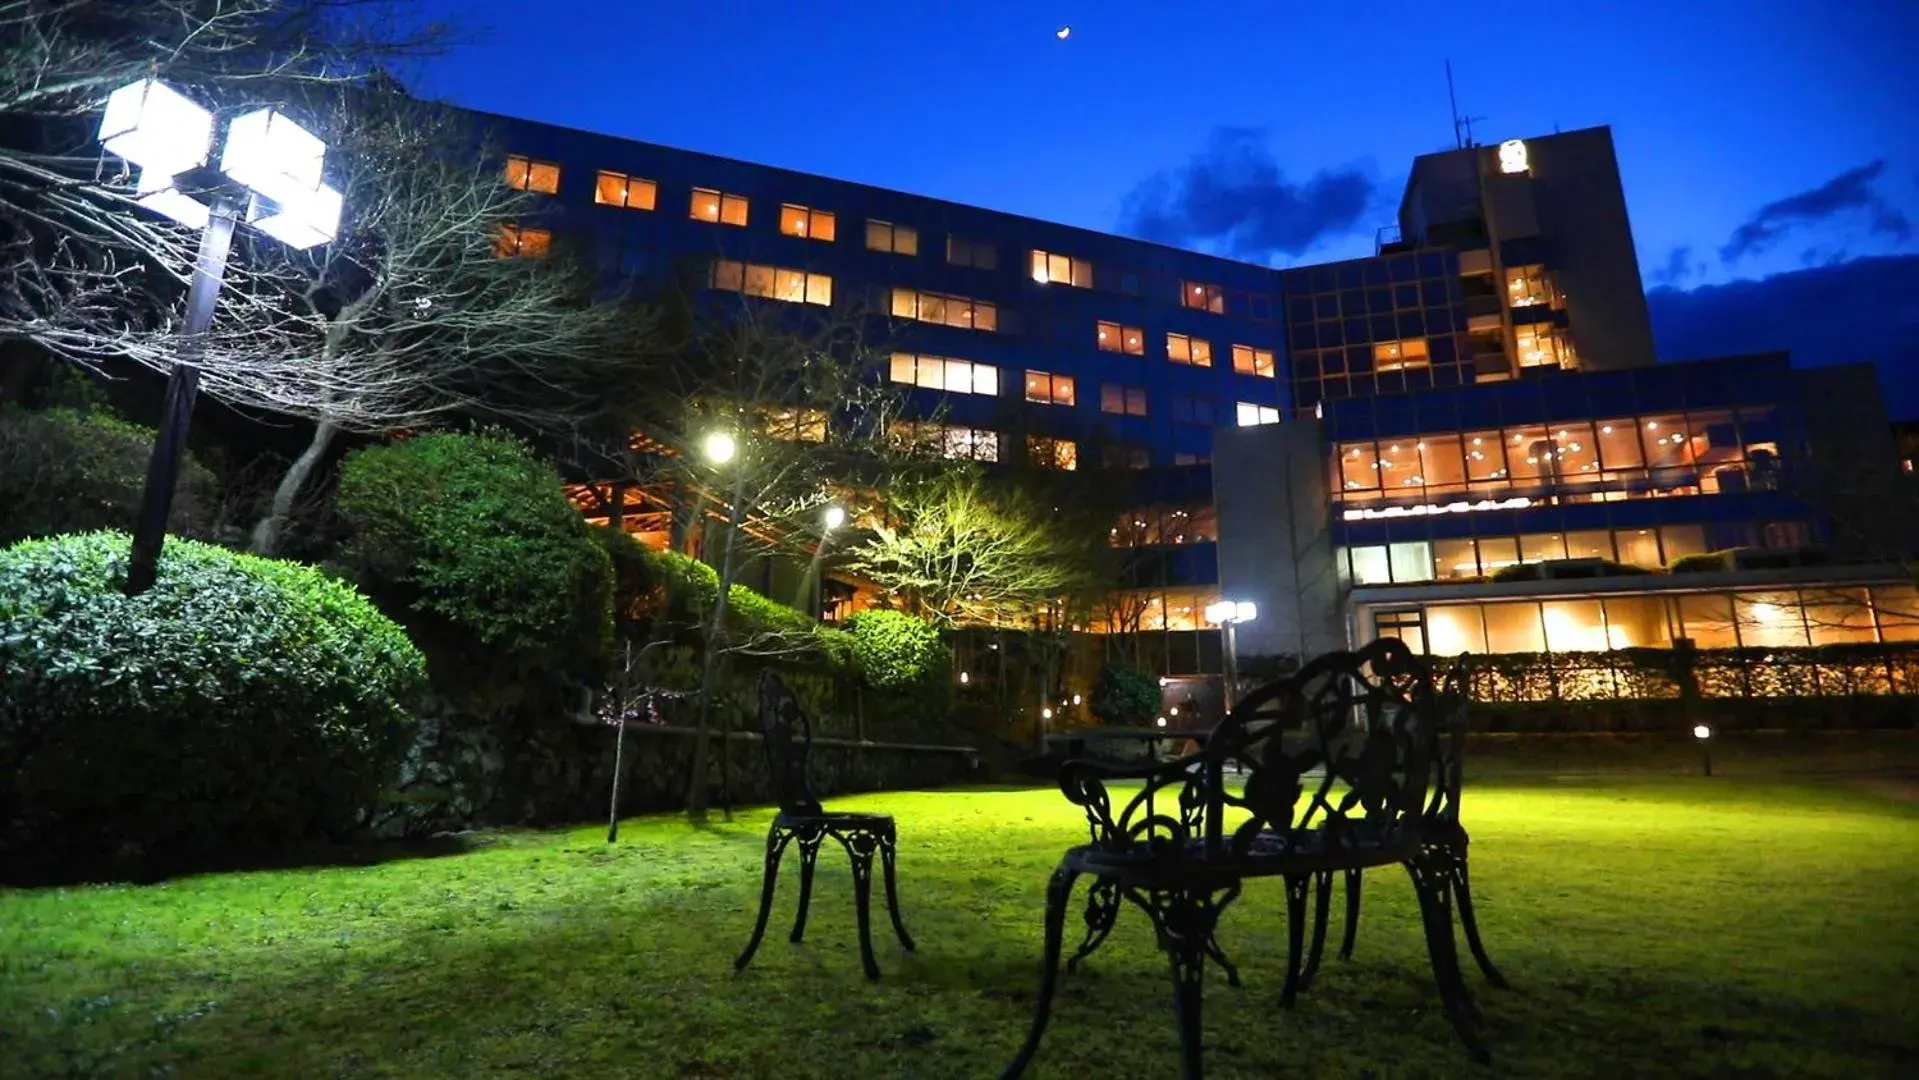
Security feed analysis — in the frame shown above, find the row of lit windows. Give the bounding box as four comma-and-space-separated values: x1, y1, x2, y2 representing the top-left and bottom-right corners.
887, 421, 1080, 471
1111, 504, 1218, 547
1340, 522, 1808, 587
891, 288, 998, 331
889, 353, 997, 396
1024, 371, 1075, 407
1090, 588, 1222, 634
710, 260, 833, 306
1334, 407, 1784, 508
1388, 584, 1919, 656
883, 357, 1271, 427
1096, 323, 1274, 377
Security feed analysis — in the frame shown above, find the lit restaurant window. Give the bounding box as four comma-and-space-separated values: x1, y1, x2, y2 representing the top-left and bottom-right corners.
594, 170, 656, 210
1100, 383, 1147, 416
889, 353, 997, 396
1181, 280, 1225, 313
1372, 338, 1430, 371
1231, 344, 1276, 378
1235, 402, 1281, 427
1098, 321, 1144, 355
891, 288, 997, 331
504, 154, 560, 195
1027, 435, 1078, 471
1030, 249, 1092, 287
780, 203, 836, 242
711, 259, 832, 306
1167, 332, 1212, 367
946, 235, 997, 270
690, 187, 749, 226
1024, 370, 1076, 406
495, 223, 551, 258
866, 219, 918, 255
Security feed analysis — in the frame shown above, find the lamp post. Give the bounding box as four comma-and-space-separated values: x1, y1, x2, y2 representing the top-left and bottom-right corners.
1693, 723, 1713, 777
1204, 600, 1258, 713
97, 79, 342, 594
813, 503, 845, 618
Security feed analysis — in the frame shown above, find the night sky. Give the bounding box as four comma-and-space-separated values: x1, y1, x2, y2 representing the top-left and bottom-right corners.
417, 0, 1919, 415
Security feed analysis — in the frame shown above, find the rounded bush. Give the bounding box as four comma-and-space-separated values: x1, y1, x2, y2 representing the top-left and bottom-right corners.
0, 531, 425, 863
0, 406, 218, 547
845, 609, 950, 691
1090, 664, 1160, 726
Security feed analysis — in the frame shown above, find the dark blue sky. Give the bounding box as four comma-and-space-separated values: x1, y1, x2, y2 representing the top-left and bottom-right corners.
417, 0, 1919, 411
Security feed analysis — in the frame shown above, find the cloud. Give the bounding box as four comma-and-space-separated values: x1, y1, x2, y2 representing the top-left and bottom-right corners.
1649, 245, 1706, 288
1117, 127, 1374, 261
1719, 160, 1913, 264
1648, 252, 1919, 418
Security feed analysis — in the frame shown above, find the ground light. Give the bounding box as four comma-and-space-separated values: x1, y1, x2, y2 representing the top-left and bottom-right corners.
98, 78, 342, 595
1694, 723, 1713, 776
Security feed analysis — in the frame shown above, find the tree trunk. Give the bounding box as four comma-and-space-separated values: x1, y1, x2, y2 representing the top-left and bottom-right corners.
685, 491, 745, 821
251, 420, 338, 556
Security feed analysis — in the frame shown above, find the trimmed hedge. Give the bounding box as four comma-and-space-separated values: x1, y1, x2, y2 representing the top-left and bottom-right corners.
0, 531, 425, 863
1091, 664, 1160, 726
0, 406, 218, 546
845, 609, 950, 693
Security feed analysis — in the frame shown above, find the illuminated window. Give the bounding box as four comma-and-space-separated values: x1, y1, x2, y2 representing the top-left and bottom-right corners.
946, 235, 997, 270
1170, 395, 1215, 426
1235, 402, 1280, 427
1231, 344, 1276, 378
866, 219, 918, 255
1372, 338, 1430, 371
504, 154, 560, 194
690, 187, 749, 226
889, 353, 997, 396
1027, 435, 1078, 471
1100, 383, 1147, 416
711, 259, 832, 306
1505, 265, 1555, 308
759, 407, 827, 443
1024, 370, 1075, 406
892, 420, 998, 462
779, 203, 836, 242
1167, 333, 1213, 367
1181, 280, 1225, 313
891, 288, 997, 331
1030, 250, 1093, 287
1098, 321, 1144, 355
495, 223, 551, 258
1516, 324, 1577, 369
594, 170, 656, 210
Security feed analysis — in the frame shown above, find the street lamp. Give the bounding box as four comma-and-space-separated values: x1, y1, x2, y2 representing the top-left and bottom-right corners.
1693, 723, 1713, 777
98, 79, 341, 594
822, 504, 846, 530
701, 430, 738, 466
1205, 600, 1259, 712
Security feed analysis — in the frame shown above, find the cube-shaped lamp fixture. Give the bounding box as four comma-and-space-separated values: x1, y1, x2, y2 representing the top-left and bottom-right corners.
98, 79, 214, 177
1204, 600, 1258, 625
133, 167, 210, 230
244, 183, 342, 250
220, 107, 327, 204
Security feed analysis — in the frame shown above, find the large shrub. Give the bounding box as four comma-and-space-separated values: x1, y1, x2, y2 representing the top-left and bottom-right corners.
0, 406, 218, 546
845, 609, 950, 691
1090, 664, 1161, 726
0, 531, 424, 864
334, 432, 613, 689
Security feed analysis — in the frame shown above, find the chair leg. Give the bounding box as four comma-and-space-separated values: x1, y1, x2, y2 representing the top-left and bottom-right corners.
879, 830, 915, 952
1451, 849, 1509, 989
999, 862, 1079, 1080
1298, 869, 1333, 993
1279, 874, 1310, 1008
1338, 868, 1363, 960
837, 832, 881, 980
1407, 850, 1490, 1064
735, 824, 793, 972
1066, 876, 1121, 973
1168, 935, 1208, 1080
789, 832, 822, 944
1202, 882, 1242, 988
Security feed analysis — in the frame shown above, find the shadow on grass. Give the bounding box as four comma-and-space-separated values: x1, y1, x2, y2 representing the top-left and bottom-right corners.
0, 830, 487, 889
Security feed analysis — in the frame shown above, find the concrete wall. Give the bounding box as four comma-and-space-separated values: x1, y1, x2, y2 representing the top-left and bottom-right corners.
1212, 420, 1346, 661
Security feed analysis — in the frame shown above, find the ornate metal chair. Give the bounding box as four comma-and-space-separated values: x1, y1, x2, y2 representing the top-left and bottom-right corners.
1001, 639, 1492, 1079
1306, 656, 1508, 992
734, 672, 915, 980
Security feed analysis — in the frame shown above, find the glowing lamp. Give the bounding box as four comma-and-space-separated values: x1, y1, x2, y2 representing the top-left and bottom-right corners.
1693, 724, 1712, 740
1041, 707, 1053, 720
133, 167, 210, 229
958, 671, 970, 685
220, 108, 327, 204
822, 505, 846, 530
1155, 716, 1167, 728
1205, 600, 1257, 625
98, 79, 213, 177
701, 431, 738, 465
1071, 693, 1082, 706
244, 181, 342, 249
1497, 138, 1529, 174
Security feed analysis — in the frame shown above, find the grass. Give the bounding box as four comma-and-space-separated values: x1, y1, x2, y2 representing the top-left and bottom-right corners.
3, 765, 1917, 1078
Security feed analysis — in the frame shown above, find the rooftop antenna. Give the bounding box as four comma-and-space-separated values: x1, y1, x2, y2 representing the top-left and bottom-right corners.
1445, 60, 1485, 148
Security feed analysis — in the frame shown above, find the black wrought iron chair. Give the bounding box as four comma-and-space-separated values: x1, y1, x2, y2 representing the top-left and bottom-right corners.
734, 672, 915, 980
1001, 639, 1492, 1079
1306, 656, 1508, 992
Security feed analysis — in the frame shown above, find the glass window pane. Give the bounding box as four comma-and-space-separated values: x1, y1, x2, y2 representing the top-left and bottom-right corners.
1677, 594, 1738, 648
1659, 525, 1708, 564
1236, 402, 1259, 427
811, 210, 835, 242
628, 178, 656, 210
1350, 546, 1390, 585
1614, 527, 1660, 569
889, 352, 915, 384
974, 303, 997, 332
1426, 605, 1487, 655
890, 288, 916, 319
1389, 541, 1433, 583
1434, 537, 1479, 580
692, 188, 721, 222
596, 171, 625, 205
943, 359, 971, 393
780, 204, 808, 237
1102, 384, 1123, 413
721, 195, 748, 226
712, 258, 743, 292
774, 268, 806, 302
915, 360, 940, 389
1871, 586, 1919, 641
1564, 529, 1615, 561
1483, 602, 1546, 653
895, 226, 917, 256
806, 273, 832, 305
1596, 418, 1642, 470
1520, 532, 1566, 563
1603, 597, 1671, 649
920, 295, 948, 324
1802, 587, 1878, 644
1506, 425, 1553, 485
1418, 436, 1466, 494
528, 161, 559, 193
744, 263, 775, 298
867, 220, 891, 251
1476, 536, 1519, 575
1055, 377, 1075, 407
973, 364, 998, 396
1542, 600, 1608, 652
1463, 430, 1505, 483
1734, 591, 1809, 647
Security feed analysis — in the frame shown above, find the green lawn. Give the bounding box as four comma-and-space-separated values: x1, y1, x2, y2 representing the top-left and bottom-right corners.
3, 771, 1917, 1078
